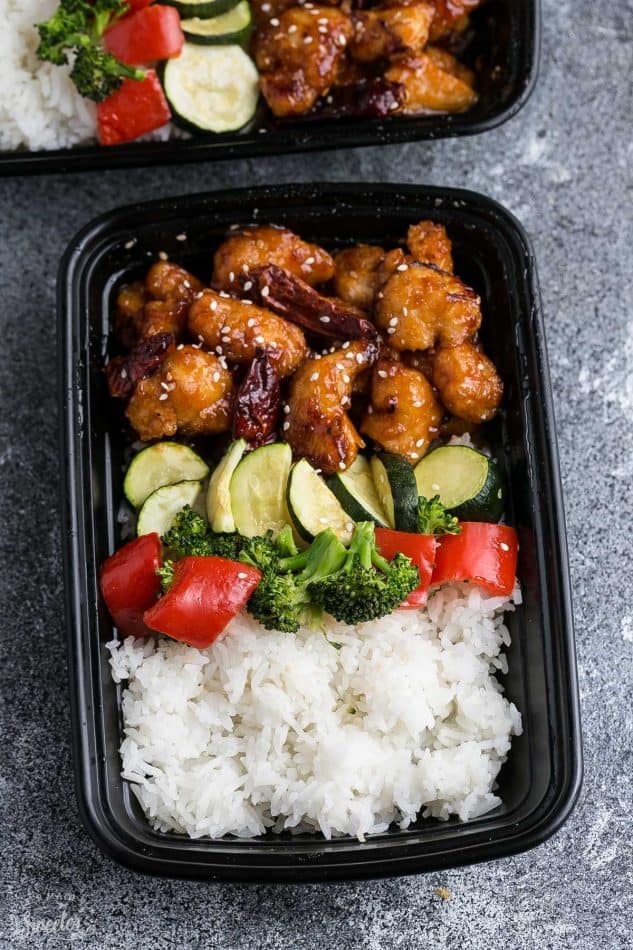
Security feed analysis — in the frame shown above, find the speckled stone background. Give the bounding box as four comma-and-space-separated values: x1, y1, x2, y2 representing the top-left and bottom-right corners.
1, 0, 631, 947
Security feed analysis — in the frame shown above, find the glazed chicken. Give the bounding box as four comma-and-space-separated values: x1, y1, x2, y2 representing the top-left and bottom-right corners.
375, 261, 481, 351
431, 341, 503, 423
333, 245, 409, 312
114, 262, 204, 348
385, 52, 477, 113
361, 357, 443, 462
213, 226, 335, 290
125, 346, 235, 442
349, 2, 434, 63
285, 339, 379, 474
188, 288, 308, 378
427, 0, 482, 42
406, 221, 454, 273
253, 6, 354, 117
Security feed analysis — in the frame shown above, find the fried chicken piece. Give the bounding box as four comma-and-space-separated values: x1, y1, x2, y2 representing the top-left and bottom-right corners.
241, 264, 377, 339
431, 341, 503, 423
427, 0, 482, 42
350, 2, 433, 63
333, 245, 409, 311
113, 262, 203, 348
425, 44, 476, 85
188, 289, 307, 379
285, 339, 379, 474
385, 52, 477, 113
213, 226, 334, 290
253, 7, 353, 117
126, 346, 234, 442
406, 221, 454, 273
361, 357, 443, 463
375, 262, 481, 351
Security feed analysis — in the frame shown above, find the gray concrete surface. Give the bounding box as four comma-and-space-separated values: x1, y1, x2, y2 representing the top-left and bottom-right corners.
1, 1, 631, 947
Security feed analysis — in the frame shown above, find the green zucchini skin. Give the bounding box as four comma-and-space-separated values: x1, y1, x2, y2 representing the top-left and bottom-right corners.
414, 445, 505, 522
327, 455, 389, 527
372, 453, 419, 532
163, 0, 241, 19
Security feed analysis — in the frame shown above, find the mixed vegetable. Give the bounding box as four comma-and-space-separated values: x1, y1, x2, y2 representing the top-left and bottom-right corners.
100, 220, 519, 648
35, 0, 484, 146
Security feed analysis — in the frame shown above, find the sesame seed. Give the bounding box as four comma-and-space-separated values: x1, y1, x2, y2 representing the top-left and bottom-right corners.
158, 251, 168, 261
367, 405, 373, 414
339, 462, 347, 471
242, 263, 250, 273
319, 516, 328, 524
269, 340, 278, 348
342, 374, 350, 384
194, 290, 203, 299
160, 381, 169, 390
247, 318, 256, 327
243, 281, 253, 291
305, 256, 315, 265
213, 371, 221, 382
413, 400, 423, 407
429, 426, 438, 433
241, 299, 253, 305
409, 452, 417, 459
124, 238, 136, 249
198, 334, 204, 343
261, 2, 270, 9
431, 483, 440, 492
261, 286, 270, 298
310, 372, 319, 381
175, 233, 187, 242
397, 263, 408, 272
210, 299, 218, 310
500, 542, 509, 552
377, 369, 387, 378
319, 315, 330, 323
356, 353, 364, 364
177, 343, 184, 350
342, 341, 350, 349
219, 291, 230, 298
288, 23, 297, 32
315, 469, 322, 475
283, 420, 290, 431
270, 16, 279, 24
498, 489, 503, 499
387, 327, 396, 335
402, 307, 408, 316
345, 523, 353, 532
283, 404, 290, 414
304, 34, 312, 43
215, 346, 223, 355
388, 316, 398, 327
416, 438, 425, 448
158, 393, 168, 401
377, 291, 384, 299
255, 335, 265, 344
120, 367, 127, 379
337, 33, 346, 45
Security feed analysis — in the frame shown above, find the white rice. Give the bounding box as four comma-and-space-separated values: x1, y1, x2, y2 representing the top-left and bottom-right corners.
0, 0, 97, 151
108, 582, 522, 841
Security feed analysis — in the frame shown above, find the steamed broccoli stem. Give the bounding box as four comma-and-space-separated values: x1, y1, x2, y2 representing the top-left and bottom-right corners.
417, 495, 461, 536
274, 524, 298, 559
246, 530, 347, 633
308, 522, 420, 625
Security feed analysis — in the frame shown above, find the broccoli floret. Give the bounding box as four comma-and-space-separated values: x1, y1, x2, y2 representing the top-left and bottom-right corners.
239, 533, 281, 574
246, 529, 347, 633
157, 559, 175, 593
417, 495, 461, 535
70, 44, 144, 103
161, 506, 244, 561
308, 522, 420, 625
36, 0, 143, 102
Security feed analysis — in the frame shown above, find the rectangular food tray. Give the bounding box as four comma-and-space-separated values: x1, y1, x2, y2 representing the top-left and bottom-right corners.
4, 1, 539, 176
58, 182, 581, 881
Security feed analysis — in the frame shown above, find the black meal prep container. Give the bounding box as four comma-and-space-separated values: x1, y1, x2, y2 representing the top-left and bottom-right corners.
4, 1, 539, 176
58, 182, 581, 881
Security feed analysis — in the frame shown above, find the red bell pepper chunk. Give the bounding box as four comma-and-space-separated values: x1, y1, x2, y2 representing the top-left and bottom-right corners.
97, 70, 171, 145
375, 528, 437, 609
99, 533, 162, 637
431, 523, 518, 597
143, 557, 262, 649
104, 6, 184, 65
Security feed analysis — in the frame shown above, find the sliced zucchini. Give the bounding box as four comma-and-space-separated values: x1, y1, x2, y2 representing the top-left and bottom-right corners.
328, 455, 390, 527
163, 0, 241, 19
287, 459, 354, 545
182, 1, 252, 45
206, 439, 247, 533
370, 453, 418, 532
230, 443, 292, 538
163, 44, 259, 134
414, 445, 505, 522
123, 443, 209, 509
137, 480, 203, 538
